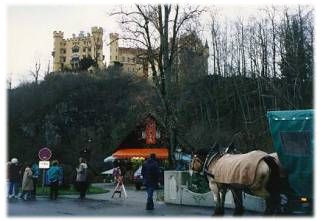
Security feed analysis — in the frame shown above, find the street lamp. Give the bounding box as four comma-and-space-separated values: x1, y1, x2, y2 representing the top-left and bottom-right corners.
80, 138, 92, 161
174, 148, 183, 171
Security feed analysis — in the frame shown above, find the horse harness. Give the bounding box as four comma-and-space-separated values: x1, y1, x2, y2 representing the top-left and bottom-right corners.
193, 149, 223, 180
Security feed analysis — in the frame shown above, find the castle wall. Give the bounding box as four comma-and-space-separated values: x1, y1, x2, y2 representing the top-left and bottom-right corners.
108, 32, 208, 80
52, 27, 104, 72
109, 33, 149, 78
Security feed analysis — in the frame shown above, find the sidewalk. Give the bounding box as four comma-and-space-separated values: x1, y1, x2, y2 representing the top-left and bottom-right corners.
62, 183, 162, 204
9, 183, 259, 216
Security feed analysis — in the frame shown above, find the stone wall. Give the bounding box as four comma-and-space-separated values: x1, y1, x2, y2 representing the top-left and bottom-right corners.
164, 171, 265, 212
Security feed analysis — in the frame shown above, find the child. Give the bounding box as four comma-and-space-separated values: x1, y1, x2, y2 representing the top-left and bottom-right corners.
111, 166, 127, 198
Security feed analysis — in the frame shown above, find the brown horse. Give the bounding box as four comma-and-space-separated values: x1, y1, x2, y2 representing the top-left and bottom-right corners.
190, 146, 280, 215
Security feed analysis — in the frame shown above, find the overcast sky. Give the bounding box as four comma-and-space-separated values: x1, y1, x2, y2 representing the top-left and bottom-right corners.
7, 5, 122, 86
5, 4, 311, 87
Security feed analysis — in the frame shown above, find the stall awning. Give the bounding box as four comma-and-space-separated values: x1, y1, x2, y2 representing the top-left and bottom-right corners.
112, 148, 168, 159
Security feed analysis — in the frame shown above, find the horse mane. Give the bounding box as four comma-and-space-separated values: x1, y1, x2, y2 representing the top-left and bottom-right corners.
195, 148, 210, 157
195, 143, 220, 157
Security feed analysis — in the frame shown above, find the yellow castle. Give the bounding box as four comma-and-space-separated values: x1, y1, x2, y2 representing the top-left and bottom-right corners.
109, 33, 149, 78
52, 27, 105, 72
52, 27, 209, 81
108, 32, 209, 81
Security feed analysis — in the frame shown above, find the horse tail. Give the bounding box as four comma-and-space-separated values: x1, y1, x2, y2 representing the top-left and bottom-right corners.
263, 156, 281, 214
263, 156, 280, 193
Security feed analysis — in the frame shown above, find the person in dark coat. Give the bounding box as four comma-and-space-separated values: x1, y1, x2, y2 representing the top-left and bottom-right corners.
141, 153, 160, 210
8, 158, 21, 198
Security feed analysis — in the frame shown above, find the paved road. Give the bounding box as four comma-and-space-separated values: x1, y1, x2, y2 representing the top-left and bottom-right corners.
8, 183, 261, 217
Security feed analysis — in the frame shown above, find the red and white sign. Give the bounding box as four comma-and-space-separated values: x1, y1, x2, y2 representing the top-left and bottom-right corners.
38, 147, 52, 161
146, 118, 156, 144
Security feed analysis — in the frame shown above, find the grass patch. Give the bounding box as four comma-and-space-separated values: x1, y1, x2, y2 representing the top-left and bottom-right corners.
36, 185, 109, 196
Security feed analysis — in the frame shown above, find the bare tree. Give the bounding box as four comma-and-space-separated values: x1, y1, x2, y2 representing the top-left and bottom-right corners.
264, 6, 278, 78
30, 61, 41, 85
7, 73, 12, 90
45, 60, 51, 77
111, 4, 205, 167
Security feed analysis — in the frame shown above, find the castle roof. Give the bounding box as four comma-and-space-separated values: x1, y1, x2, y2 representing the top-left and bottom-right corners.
119, 47, 147, 54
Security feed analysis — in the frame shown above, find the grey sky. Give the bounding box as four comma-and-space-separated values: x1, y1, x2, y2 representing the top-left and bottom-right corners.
7, 5, 122, 86
6, 4, 306, 87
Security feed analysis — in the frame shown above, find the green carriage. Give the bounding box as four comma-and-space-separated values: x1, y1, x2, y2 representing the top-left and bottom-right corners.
267, 109, 313, 214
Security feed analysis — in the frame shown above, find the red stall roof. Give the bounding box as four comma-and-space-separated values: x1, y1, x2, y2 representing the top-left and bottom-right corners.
112, 148, 168, 159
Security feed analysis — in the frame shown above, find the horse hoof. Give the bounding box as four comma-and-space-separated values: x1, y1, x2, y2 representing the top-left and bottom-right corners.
212, 213, 224, 216
233, 208, 244, 216
233, 211, 244, 216
213, 208, 224, 216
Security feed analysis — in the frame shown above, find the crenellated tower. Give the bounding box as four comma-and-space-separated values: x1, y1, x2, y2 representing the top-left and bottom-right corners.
91, 27, 104, 68
109, 33, 119, 64
52, 31, 65, 72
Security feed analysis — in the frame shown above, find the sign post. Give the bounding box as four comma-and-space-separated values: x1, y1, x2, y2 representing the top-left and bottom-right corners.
38, 147, 52, 192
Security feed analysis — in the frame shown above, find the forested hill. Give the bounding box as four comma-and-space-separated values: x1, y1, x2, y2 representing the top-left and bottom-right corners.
8, 65, 313, 171
8, 68, 160, 170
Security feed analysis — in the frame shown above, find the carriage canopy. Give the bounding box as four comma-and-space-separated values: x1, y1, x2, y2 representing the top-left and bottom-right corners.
267, 109, 313, 198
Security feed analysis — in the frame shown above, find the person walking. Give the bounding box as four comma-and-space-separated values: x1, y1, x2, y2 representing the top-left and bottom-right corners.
7, 161, 11, 196
47, 160, 62, 200
31, 162, 40, 199
141, 153, 160, 210
20, 163, 34, 200
75, 157, 88, 200
8, 158, 21, 199
111, 165, 127, 199
112, 161, 121, 184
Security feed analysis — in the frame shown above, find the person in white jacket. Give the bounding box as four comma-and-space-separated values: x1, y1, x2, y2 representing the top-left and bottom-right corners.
76, 157, 88, 200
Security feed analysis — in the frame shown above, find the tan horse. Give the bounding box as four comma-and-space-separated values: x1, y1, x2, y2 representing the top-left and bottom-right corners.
190, 147, 280, 215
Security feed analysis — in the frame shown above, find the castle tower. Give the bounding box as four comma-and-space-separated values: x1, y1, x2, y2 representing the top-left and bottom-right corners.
52, 31, 64, 72
109, 33, 119, 64
91, 27, 104, 68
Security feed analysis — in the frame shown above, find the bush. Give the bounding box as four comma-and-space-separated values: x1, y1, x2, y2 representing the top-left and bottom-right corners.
187, 173, 210, 194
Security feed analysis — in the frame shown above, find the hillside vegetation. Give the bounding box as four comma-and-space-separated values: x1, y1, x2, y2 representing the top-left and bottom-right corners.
8, 67, 312, 172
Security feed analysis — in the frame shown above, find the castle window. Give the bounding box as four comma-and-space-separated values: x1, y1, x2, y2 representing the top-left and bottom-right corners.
70, 56, 80, 70
72, 46, 79, 53
83, 48, 86, 52
116, 56, 117, 60
122, 57, 124, 62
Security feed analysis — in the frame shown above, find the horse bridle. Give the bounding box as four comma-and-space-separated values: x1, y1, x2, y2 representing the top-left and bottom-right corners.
191, 152, 222, 179
191, 155, 204, 172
